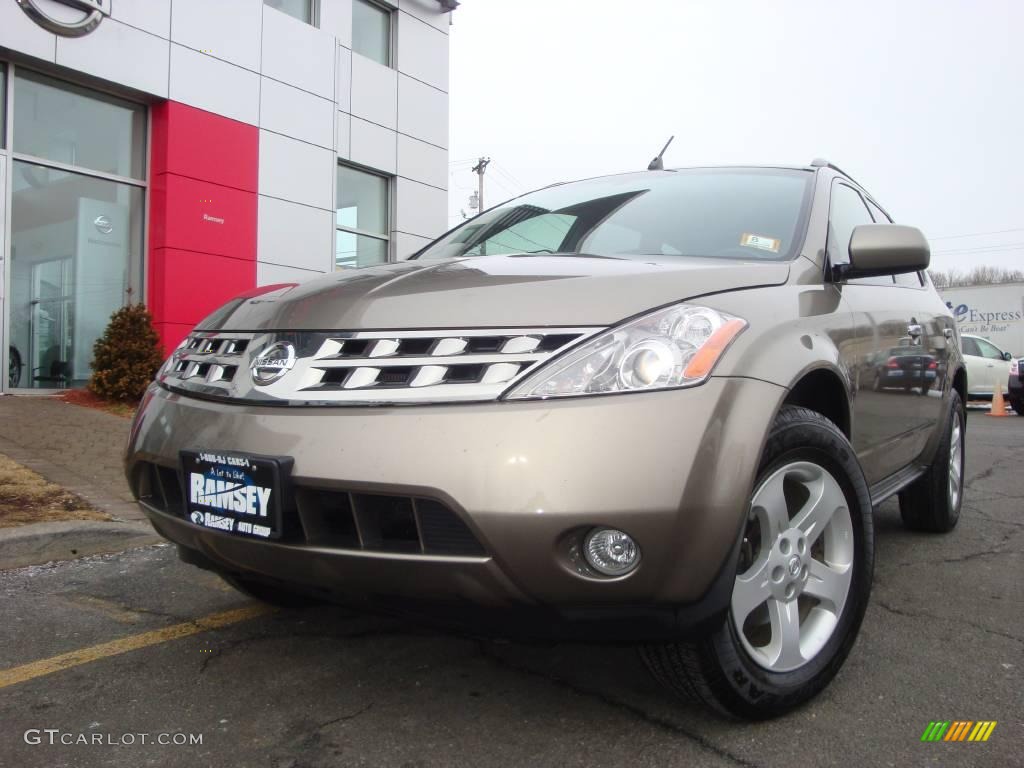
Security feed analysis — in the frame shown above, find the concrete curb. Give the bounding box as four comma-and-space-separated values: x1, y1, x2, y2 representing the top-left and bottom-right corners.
0, 520, 162, 570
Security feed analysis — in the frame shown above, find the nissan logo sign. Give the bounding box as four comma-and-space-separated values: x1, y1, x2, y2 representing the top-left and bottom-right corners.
16, 0, 110, 37
250, 342, 296, 385
93, 215, 113, 235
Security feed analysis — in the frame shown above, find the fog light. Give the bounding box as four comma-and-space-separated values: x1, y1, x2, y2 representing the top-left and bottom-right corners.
584, 528, 641, 576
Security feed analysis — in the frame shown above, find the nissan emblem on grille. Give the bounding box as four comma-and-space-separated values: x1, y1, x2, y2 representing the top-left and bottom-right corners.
251, 342, 296, 385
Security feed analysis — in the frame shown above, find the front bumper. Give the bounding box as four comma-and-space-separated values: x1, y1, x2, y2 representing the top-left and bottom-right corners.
126, 376, 786, 637
1009, 370, 1023, 397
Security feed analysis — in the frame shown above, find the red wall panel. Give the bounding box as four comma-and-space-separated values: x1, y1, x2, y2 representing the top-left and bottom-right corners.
148, 101, 258, 353
149, 248, 256, 327
150, 174, 256, 260
150, 101, 258, 192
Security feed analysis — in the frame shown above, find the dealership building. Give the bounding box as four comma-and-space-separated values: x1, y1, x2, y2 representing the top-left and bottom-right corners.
0, 0, 452, 391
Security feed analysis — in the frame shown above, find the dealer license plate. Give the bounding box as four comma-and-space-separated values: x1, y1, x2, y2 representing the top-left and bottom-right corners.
180, 450, 290, 539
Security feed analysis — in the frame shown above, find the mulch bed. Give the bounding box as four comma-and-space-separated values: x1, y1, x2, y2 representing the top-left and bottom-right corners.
58, 389, 137, 419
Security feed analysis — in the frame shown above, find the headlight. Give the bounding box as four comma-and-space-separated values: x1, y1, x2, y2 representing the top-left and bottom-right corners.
504, 303, 746, 399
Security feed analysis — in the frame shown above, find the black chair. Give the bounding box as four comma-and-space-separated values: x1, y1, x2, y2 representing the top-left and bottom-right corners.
8, 346, 22, 388
33, 346, 71, 388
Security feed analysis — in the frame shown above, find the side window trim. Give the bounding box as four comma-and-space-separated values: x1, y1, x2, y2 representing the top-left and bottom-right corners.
828, 180, 894, 286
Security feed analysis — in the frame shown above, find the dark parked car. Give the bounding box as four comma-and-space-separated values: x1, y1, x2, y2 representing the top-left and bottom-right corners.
126, 160, 966, 719
871, 346, 938, 393
1009, 357, 1023, 415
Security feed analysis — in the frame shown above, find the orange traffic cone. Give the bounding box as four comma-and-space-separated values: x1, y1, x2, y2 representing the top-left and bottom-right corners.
989, 388, 1008, 417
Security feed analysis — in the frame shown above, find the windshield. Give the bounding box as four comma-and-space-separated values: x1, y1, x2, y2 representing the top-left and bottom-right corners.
417, 168, 813, 262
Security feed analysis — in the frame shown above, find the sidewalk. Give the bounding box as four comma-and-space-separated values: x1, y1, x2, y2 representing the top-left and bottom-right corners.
0, 395, 142, 522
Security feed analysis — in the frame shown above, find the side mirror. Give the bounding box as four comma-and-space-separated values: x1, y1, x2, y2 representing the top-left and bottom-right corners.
1004, 352, 1013, 361
832, 224, 930, 281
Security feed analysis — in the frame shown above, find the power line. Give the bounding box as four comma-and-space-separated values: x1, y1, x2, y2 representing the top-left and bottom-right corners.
929, 227, 1024, 241
490, 162, 527, 192
932, 240, 1024, 255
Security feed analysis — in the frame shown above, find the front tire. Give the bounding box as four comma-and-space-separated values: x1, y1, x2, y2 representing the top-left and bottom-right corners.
641, 406, 874, 719
898, 389, 965, 532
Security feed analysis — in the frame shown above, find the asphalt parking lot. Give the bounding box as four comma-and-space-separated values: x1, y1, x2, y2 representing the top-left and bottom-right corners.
1, 413, 1020, 768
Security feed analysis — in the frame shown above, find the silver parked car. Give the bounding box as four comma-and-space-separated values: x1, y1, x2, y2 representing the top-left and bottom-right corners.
126, 161, 966, 719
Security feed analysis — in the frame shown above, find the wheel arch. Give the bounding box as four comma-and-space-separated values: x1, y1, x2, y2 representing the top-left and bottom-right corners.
952, 365, 967, 409
781, 366, 851, 438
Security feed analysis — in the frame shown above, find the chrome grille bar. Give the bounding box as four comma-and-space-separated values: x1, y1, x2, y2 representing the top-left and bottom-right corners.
159, 327, 603, 405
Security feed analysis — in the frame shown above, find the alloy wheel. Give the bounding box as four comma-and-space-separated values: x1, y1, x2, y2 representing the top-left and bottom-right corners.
948, 416, 963, 509
732, 461, 854, 673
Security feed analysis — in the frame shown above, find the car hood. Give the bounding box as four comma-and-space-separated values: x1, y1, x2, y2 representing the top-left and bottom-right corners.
199, 256, 790, 331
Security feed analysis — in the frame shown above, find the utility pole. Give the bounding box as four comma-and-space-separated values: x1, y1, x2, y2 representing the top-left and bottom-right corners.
471, 157, 490, 212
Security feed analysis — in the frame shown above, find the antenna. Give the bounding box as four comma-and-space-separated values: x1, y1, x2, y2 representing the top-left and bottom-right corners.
647, 136, 675, 171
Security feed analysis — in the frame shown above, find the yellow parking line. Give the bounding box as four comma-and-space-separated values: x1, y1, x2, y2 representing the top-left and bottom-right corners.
0, 604, 274, 689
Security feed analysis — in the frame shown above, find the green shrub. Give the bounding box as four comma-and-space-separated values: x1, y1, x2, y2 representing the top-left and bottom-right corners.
89, 303, 165, 402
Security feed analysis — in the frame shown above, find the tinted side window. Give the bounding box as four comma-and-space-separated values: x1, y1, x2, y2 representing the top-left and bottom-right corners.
975, 339, 1005, 360
961, 337, 981, 357
829, 182, 893, 285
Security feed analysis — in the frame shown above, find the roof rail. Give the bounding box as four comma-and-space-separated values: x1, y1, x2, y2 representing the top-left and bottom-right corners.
809, 158, 862, 187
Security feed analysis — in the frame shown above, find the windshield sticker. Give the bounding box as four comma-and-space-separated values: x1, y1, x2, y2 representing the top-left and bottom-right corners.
741, 233, 781, 253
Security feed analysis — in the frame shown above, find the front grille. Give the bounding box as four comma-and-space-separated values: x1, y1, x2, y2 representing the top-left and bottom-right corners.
160, 327, 602, 405
137, 462, 183, 515
295, 488, 486, 556
133, 462, 486, 558
163, 332, 252, 390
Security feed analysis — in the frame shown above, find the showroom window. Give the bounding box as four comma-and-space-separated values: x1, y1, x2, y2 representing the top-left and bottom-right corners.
336, 164, 390, 269
14, 70, 146, 179
5, 69, 146, 390
353, 0, 392, 66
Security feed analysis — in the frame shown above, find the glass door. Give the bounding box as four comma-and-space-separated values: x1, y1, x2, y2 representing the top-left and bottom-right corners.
29, 258, 73, 386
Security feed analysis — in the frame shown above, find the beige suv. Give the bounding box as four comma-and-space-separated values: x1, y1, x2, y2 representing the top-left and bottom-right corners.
126, 161, 966, 719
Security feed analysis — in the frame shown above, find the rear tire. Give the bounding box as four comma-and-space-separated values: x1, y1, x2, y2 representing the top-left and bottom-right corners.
641, 406, 874, 719
898, 390, 965, 532
1009, 396, 1024, 416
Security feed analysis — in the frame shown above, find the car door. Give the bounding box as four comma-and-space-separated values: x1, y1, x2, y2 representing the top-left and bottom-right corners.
974, 337, 1012, 396
828, 182, 920, 483
960, 336, 989, 396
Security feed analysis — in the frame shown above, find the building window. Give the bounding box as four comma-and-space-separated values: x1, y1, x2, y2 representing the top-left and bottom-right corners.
336, 164, 390, 269
352, 0, 391, 66
6, 70, 146, 390
13, 69, 146, 179
264, 0, 316, 25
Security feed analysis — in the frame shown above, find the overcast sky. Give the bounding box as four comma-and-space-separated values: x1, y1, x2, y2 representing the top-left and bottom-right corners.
446, 0, 1024, 273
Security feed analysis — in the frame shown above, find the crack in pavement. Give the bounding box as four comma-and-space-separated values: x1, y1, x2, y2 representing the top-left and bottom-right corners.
315, 702, 374, 731
475, 640, 762, 768
891, 525, 1022, 569
873, 599, 1023, 646
197, 623, 422, 674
